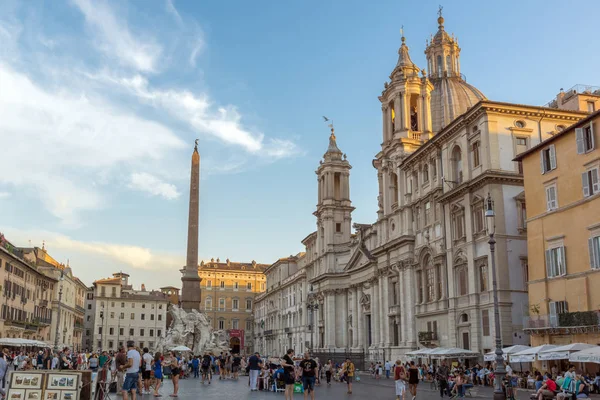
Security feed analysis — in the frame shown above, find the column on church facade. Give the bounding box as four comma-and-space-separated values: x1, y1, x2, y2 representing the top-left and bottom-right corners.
382, 274, 391, 346
402, 92, 410, 131
344, 172, 350, 200
340, 290, 348, 348
396, 267, 405, 346
417, 95, 424, 133
406, 267, 416, 345
382, 106, 389, 142
405, 206, 413, 235
351, 286, 359, 348
377, 275, 387, 346
394, 93, 402, 133
325, 291, 336, 348
371, 280, 380, 347
424, 94, 432, 133
356, 287, 364, 349
382, 168, 390, 215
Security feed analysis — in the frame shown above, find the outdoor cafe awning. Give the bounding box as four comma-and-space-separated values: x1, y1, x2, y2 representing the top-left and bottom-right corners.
568, 346, 600, 364
538, 343, 596, 361
511, 344, 557, 362
484, 345, 531, 362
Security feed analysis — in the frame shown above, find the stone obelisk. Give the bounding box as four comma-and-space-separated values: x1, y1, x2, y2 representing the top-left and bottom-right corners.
180, 140, 202, 311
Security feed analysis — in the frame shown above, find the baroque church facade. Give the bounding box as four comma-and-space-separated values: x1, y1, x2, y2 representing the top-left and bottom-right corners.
253, 13, 590, 362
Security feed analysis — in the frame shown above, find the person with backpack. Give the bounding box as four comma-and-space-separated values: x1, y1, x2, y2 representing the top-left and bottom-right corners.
201, 352, 212, 384
232, 354, 241, 380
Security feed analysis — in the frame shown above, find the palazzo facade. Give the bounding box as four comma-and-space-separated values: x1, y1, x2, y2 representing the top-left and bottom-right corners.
254, 13, 593, 362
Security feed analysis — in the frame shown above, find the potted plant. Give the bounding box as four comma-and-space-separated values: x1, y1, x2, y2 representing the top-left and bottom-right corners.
530, 304, 541, 328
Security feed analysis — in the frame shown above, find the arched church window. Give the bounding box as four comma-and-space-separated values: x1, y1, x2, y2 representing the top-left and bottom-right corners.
390, 172, 399, 205
423, 164, 429, 183
456, 266, 468, 296
437, 55, 442, 77
416, 270, 423, 303
451, 146, 463, 184
446, 55, 451, 74
390, 100, 395, 128
460, 313, 469, 323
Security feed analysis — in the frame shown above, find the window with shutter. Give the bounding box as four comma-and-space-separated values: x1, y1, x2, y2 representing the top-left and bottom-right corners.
576, 128, 585, 154
582, 168, 600, 197
589, 236, 600, 269
549, 144, 557, 169
541, 146, 557, 174
584, 123, 595, 152
546, 185, 558, 211
546, 246, 566, 278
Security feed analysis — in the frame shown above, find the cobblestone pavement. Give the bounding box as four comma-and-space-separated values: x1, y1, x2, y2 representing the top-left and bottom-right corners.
148, 375, 536, 399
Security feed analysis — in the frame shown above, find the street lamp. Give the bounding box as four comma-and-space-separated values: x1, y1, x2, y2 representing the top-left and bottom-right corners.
54, 271, 65, 351
307, 285, 319, 352
99, 303, 105, 351
485, 193, 505, 400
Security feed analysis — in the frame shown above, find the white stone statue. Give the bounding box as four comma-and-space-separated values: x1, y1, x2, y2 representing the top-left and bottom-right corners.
156, 305, 230, 354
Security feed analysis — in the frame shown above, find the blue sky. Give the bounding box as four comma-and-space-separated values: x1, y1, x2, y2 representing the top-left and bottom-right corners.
1, 0, 599, 289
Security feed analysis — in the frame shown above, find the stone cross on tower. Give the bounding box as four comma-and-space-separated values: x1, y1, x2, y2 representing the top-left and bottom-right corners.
180, 140, 202, 311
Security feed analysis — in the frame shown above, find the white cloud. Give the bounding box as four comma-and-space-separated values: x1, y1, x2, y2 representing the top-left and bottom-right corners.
128, 172, 180, 200
0, 64, 185, 226
0, 192, 11, 199
92, 72, 298, 157
165, 0, 183, 26
71, 0, 162, 73
3, 227, 183, 274
189, 37, 204, 67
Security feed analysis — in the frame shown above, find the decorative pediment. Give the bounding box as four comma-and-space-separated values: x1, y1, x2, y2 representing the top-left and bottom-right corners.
453, 250, 467, 266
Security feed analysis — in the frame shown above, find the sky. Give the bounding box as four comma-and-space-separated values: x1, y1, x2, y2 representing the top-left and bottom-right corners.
1, 0, 599, 289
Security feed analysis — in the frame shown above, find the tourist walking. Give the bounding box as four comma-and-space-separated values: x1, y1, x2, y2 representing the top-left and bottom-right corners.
142, 348, 153, 394
436, 360, 450, 398
395, 361, 407, 400
344, 358, 355, 394
299, 352, 317, 400
324, 360, 333, 386
281, 349, 296, 400
408, 361, 419, 400
120, 341, 141, 400
152, 352, 163, 397
166, 352, 180, 397
248, 352, 262, 391
201, 352, 212, 384
385, 360, 392, 379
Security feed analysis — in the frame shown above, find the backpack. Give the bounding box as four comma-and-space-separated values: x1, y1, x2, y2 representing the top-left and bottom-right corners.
202, 358, 210, 368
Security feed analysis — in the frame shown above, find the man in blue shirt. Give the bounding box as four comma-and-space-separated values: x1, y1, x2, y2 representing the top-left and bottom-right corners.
192, 356, 200, 378
248, 352, 263, 391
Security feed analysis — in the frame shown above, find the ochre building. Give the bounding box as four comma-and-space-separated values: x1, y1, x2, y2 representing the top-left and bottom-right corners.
515, 108, 600, 352
198, 258, 266, 354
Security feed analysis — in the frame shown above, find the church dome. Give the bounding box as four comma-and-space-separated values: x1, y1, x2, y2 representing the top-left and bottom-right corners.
430, 76, 486, 132
424, 11, 487, 132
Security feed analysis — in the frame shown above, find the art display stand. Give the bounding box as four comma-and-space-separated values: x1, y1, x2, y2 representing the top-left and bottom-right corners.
6, 371, 90, 400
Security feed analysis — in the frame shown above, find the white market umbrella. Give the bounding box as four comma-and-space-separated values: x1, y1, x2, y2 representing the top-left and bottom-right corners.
406, 348, 436, 356
170, 345, 192, 352
539, 343, 596, 361
511, 344, 557, 362
430, 347, 480, 359
484, 345, 531, 362
568, 346, 600, 364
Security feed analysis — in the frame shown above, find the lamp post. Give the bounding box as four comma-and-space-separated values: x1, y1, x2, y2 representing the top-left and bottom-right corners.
485, 193, 506, 400
99, 303, 104, 351
54, 271, 65, 351
307, 285, 319, 353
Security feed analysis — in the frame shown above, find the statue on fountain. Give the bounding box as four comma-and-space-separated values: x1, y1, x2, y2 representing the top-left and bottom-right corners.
156, 305, 230, 354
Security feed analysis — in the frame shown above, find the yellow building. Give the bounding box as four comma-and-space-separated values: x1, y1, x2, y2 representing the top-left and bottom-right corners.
198, 258, 267, 354
515, 109, 600, 349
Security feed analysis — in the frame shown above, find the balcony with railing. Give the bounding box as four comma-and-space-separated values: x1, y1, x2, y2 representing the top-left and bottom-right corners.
418, 331, 438, 342
523, 311, 600, 332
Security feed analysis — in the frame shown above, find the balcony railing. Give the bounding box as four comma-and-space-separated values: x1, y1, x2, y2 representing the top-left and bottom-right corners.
524, 311, 600, 329
284, 327, 291, 333
264, 329, 274, 336
418, 331, 438, 342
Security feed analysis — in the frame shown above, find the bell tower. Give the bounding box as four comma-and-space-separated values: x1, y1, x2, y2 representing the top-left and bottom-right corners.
379, 31, 434, 146
314, 126, 354, 273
